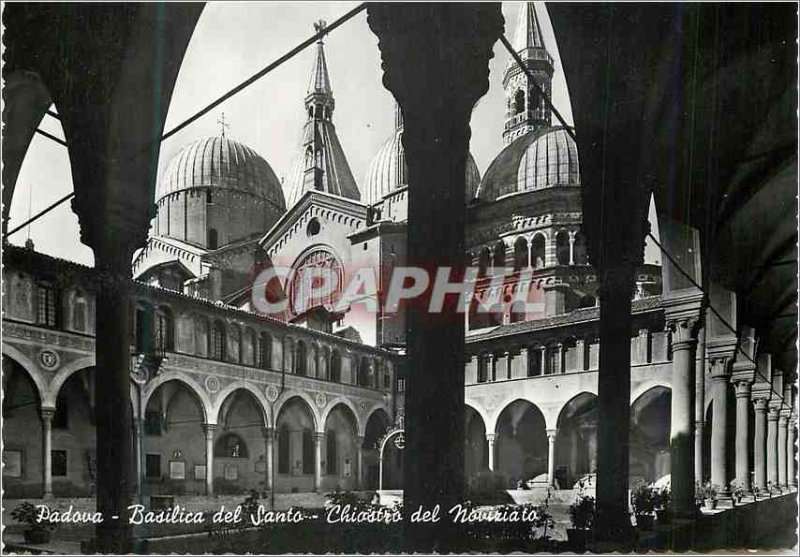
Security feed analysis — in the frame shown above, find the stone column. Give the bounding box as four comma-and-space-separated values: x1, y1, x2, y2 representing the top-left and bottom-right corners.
547, 429, 557, 487
767, 407, 779, 490
203, 424, 216, 496
555, 343, 564, 374
264, 427, 274, 492
788, 419, 797, 488
752, 398, 769, 491
733, 380, 752, 493
133, 418, 144, 496
594, 264, 637, 541
778, 414, 788, 488
367, 4, 503, 551
665, 310, 700, 516
486, 433, 496, 471
575, 339, 586, 371
568, 231, 576, 265
356, 435, 364, 489
41, 408, 54, 500
314, 432, 323, 492
709, 356, 731, 499
92, 238, 143, 551
695, 327, 706, 484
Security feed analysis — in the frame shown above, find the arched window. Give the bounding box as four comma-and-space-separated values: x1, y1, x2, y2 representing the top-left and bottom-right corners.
73, 290, 87, 332
514, 90, 525, 115
326, 431, 337, 475
492, 241, 506, 268
531, 235, 546, 269
477, 247, 491, 277
556, 231, 570, 266
258, 332, 272, 369
509, 301, 527, 323
210, 320, 226, 360
513, 237, 529, 270
358, 358, 370, 387
155, 306, 174, 352
295, 340, 307, 376
330, 350, 341, 383
573, 232, 588, 265
215, 433, 248, 458
36, 282, 60, 328
208, 228, 219, 250
528, 348, 543, 377
278, 425, 290, 474
477, 354, 490, 383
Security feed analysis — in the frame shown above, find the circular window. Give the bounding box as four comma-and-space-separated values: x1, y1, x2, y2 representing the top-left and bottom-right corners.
306, 218, 321, 237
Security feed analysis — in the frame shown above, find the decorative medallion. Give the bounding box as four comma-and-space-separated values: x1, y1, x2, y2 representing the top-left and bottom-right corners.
394, 433, 405, 450
359, 400, 368, 411
37, 349, 60, 371
173, 449, 183, 459
315, 393, 327, 408
204, 376, 220, 393
265, 385, 279, 402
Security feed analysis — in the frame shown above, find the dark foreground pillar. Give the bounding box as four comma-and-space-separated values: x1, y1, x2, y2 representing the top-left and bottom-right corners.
367, 3, 502, 552
594, 264, 636, 544
93, 232, 137, 552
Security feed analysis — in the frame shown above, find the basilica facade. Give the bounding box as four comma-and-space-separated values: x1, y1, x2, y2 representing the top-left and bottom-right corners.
2, 3, 796, 504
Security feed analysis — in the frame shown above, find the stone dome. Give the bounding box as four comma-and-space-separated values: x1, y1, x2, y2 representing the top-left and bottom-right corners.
158, 136, 286, 211
364, 128, 482, 205
476, 126, 579, 201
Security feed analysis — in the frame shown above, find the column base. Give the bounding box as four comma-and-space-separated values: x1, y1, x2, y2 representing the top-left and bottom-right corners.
715, 494, 734, 508
42, 491, 54, 501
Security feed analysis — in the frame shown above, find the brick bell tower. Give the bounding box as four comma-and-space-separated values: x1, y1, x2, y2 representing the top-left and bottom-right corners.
502, 2, 554, 144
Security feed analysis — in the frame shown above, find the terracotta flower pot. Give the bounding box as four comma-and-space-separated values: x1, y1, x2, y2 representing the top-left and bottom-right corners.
704, 498, 717, 510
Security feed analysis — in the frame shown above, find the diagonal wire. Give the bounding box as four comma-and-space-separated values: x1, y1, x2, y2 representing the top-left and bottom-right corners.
498, 34, 576, 142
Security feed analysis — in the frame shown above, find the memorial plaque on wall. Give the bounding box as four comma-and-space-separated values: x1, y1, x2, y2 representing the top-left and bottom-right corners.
169, 460, 186, 480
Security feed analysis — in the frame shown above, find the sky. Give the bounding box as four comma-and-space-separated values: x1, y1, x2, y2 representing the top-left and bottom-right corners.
8, 2, 576, 267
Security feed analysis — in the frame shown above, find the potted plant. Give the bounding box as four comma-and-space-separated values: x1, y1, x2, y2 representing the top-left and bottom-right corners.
567, 488, 595, 551
752, 485, 761, 501
654, 486, 671, 524
701, 482, 719, 510
630, 480, 656, 529
10, 502, 55, 544
729, 479, 745, 505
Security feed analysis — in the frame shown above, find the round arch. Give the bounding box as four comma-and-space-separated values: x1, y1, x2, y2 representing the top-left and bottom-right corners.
274, 392, 320, 432
142, 371, 212, 424
1, 344, 48, 405
465, 404, 488, 481
320, 397, 363, 436
212, 382, 270, 428
555, 392, 598, 488
494, 398, 548, 487
630, 386, 672, 484
46, 355, 96, 407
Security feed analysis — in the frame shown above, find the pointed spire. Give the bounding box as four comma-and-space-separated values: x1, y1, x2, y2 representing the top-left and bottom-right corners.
513, 2, 546, 53
308, 20, 332, 96
305, 20, 335, 121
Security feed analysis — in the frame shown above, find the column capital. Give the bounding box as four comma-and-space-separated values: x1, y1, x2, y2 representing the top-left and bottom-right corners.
778, 414, 789, 426
546, 428, 558, 440
666, 315, 702, 348
733, 378, 753, 398
202, 423, 218, 436
263, 426, 275, 441
753, 397, 770, 412
709, 355, 732, 380
663, 287, 703, 346
768, 407, 781, 421
40, 407, 56, 420
356, 434, 365, 445
314, 431, 325, 442
485, 433, 495, 445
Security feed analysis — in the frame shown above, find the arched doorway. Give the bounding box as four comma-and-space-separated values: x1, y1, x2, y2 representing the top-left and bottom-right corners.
363, 409, 392, 489
465, 405, 488, 482
323, 404, 359, 491
2, 355, 44, 497
143, 380, 207, 495
275, 397, 317, 493
630, 386, 671, 484
495, 399, 548, 488
555, 392, 598, 488
216, 389, 268, 493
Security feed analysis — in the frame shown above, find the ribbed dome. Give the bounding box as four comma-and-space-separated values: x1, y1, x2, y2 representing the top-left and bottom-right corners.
158, 136, 286, 211
364, 128, 482, 205
476, 126, 579, 201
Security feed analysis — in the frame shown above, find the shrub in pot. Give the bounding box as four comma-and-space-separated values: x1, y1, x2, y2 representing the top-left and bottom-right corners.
729, 479, 746, 505
567, 481, 595, 551
10, 502, 56, 544
654, 486, 671, 524
701, 482, 719, 510
630, 480, 656, 529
